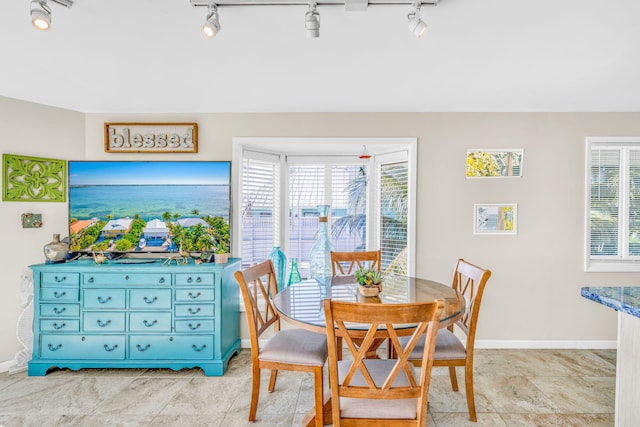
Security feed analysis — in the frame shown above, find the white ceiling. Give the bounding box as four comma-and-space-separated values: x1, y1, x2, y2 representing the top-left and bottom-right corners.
1, 0, 640, 113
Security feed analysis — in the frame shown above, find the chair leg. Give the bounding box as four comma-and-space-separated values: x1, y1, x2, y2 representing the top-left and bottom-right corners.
464, 361, 477, 422
313, 367, 324, 427
268, 369, 278, 392
448, 366, 459, 391
249, 365, 261, 421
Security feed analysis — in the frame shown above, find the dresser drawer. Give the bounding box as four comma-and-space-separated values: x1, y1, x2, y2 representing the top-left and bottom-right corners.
129, 289, 172, 309
42, 273, 80, 286
40, 319, 80, 332
175, 288, 214, 302
175, 319, 214, 333
129, 335, 214, 360
40, 303, 80, 317
83, 289, 126, 309
175, 273, 215, 286
41, 287, 79, 302
129, 312, 172, 332
40, 334, 125, 359
84, 273, 170, 286
175, 304, 214, 317
83, 312, 126, 332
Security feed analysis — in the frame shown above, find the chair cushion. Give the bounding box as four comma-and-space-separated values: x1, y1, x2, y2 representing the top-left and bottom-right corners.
259, 329, 328, 366
433, 329, 466, 360
337, 359, 418, 420
399, 329, 467, 360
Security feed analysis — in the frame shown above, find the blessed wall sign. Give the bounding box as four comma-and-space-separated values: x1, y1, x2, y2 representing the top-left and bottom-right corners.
104, 122, 198, 153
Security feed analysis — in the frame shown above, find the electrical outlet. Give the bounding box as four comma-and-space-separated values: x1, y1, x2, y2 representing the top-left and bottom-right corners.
22, 213, 43, 228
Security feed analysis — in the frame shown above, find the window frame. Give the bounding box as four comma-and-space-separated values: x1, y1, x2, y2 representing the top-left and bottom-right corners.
232, 137, 417, 276
585, 136, 640, 272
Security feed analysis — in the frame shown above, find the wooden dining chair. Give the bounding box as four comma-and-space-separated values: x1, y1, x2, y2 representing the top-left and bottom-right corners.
330, 250, 381, 276
401, 258, 491, 422
323, 298, 444, 427
234, 260, 328, 426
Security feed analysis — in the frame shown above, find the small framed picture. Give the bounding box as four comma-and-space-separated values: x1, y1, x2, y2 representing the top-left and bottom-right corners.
474, 203, 517, 235
466, 149, 523, 178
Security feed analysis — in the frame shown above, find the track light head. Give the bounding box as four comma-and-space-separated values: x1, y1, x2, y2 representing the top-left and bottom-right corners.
407, 1, 427, 38
31, 0, 52, 31
202, 3, 221, 38
305, 2, 320, 38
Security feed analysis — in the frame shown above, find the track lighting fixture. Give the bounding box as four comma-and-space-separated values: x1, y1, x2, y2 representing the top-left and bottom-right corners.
202, 3, 220, 38
30, 0, 72, 31
30, 0, 439, 37
407, 1, 427, 38
305, 1, 320, 38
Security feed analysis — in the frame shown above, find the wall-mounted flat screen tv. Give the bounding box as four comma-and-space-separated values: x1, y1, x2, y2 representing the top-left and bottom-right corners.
68, 161, 231, 258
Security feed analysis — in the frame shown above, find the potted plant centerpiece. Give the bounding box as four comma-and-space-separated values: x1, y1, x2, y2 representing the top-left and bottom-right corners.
355, 266, 383, 296
214, 241, 229, 264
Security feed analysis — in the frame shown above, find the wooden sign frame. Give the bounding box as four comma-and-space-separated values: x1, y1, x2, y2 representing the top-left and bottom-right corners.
104, 122, 198, 153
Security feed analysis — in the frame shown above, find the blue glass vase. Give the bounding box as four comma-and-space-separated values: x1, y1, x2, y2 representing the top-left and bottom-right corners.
309, 205, 334, 285
287, 258, 302, 286
268, 246, 287, 291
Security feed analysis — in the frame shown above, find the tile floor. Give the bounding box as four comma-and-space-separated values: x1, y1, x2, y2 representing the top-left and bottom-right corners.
0, 349, 615, 427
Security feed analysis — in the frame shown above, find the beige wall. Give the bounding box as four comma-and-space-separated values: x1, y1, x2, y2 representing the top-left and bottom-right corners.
0, 97, 85, 363
3, 105, 639, 364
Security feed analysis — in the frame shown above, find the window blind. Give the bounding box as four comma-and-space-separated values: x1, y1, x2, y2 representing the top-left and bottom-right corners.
590, 149, 620, 257
241, 156, 279, 268
378, 161, 409, 274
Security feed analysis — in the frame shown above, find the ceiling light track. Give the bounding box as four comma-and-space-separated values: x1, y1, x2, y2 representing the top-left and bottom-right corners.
192, 0, 437, 4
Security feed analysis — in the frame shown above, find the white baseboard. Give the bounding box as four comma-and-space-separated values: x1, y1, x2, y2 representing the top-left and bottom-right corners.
240, 339, 617, 350
0, 360, 17, 374
476, 340, 617, 349
3, 340, 614, 372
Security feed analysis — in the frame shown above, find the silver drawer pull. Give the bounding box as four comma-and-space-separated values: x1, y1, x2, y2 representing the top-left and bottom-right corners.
52, 322, 66, 330
159, 277, 165, 284
188, 307, 201, 314
188, 323, 201, 330
143, 296, 158, 304
104, 344, 118, 352
97, 296, 112, 304
54, 276, 66, 283
187, 277, 193, 283
192, 344, 207, 352
143, 320, 158, 327
136, 344, 151, 352
188, 292, 201, 299
53, 307, 66, 314
88, 277, 94, 283
53, 291, 66, 298
48, 344, 62, 351
97, 319, 111, 327
196, 277, 202, 283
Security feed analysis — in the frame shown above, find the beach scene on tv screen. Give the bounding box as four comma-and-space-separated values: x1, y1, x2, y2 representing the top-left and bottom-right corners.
68, 161, 230, 254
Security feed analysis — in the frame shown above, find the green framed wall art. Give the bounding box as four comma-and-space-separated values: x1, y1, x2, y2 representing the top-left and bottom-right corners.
2, 154, 66, 202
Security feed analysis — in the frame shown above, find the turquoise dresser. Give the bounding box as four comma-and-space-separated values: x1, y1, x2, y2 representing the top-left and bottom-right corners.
28, 258, 241, 376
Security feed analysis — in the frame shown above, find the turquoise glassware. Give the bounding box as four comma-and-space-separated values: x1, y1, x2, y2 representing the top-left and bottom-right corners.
287, 258, 302, 286
268, 246, 287, 291
309, 205, 334, 285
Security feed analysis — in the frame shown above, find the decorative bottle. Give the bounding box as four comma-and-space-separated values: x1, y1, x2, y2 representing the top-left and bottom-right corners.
287, 258, 302, 286
43, 233, 68, 264
309, 204, 334, 285
268, 246, 287, 291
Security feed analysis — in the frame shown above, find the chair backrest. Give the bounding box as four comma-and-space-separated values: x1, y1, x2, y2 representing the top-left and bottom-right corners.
323, 299, 444, 424
234, 260, 280, 356
330, 250, 381, 276
451, 259, 491, 350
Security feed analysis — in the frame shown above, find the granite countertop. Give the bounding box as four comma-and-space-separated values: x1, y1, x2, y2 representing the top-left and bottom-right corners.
581, 286, 640, 318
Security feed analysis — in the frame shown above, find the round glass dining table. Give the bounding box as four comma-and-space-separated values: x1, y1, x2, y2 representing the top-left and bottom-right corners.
273, 274, 466, 334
